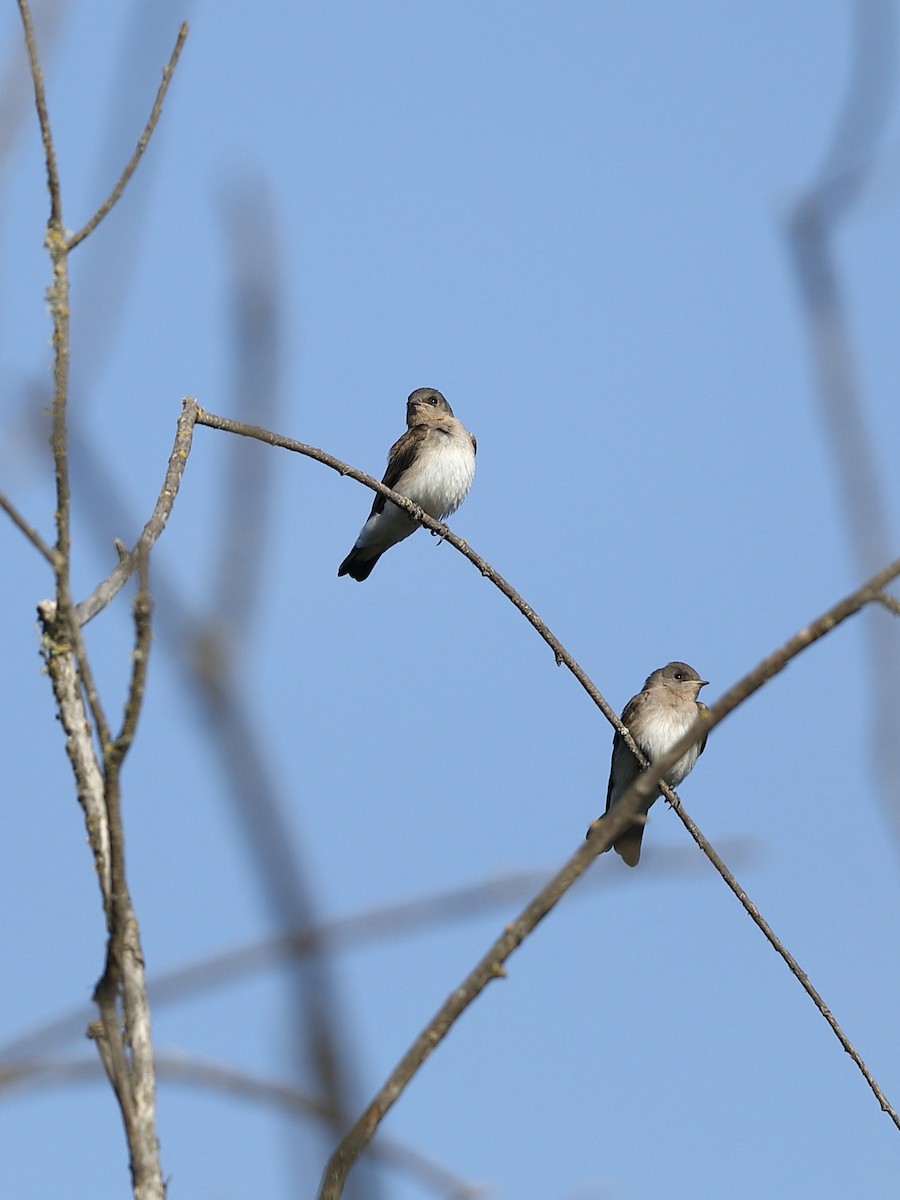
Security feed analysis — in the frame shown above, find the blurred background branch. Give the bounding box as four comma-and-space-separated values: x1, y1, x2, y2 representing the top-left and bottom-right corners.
787, 0, 900, 845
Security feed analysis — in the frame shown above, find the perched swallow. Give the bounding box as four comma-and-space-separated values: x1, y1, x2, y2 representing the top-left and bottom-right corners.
338, 388, 476, 582
593, 661, 709, 867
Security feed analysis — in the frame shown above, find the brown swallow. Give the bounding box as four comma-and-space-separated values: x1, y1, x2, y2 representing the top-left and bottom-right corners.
595, 661, 709, 866
338, 388, 476, 581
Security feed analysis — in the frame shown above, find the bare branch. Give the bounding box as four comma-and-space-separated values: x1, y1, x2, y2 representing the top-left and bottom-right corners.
93, 548, 162, 1198
0, 0, 66, 186
667, 793, 899, 1129
66, 22, 189, 252
36, 599, 111, 898
108, 546, 153, 766
16, 0, 61, 225
194, 405, 623, 730
0, 488, 56, 563
20, 11, 166, 1190
318, 556, 900, 1199
74, 395, 199, 626
40, 560, 163, 1198
875, 590, 900, 616
52, 393, 900, 1196
17, 0, 71, 567
17, 0, 71, 578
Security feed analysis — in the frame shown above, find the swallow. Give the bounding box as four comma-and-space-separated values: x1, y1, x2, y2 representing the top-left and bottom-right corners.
338, 388, 476, 581
595, 661, 709, 866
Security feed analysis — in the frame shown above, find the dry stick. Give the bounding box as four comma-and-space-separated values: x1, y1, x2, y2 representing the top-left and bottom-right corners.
18, 0, 113, 781
66, 23, 189, 252
0, 0, 67, 182
0, 489, 56, 564
17, 0, 69, 577
875, 590, 900, 617
37, 599, 112, 897
194, 402, 623, 725
17, 8, 187, 1196
18, 0, 110, 751
187, 405, 900, 1191
74, 396, 198, 625
318, 558, 900, 1199
17, 0, 67, 564
16, 0, 60, 225
92, 549, 161, 1198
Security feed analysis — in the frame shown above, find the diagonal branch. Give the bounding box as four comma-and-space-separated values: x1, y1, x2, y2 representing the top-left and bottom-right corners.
66, 22, 189, 252
874, 590, 900, 616
193, 402, 623, 729
0, 488, 56, 564
186, 403, 900, 1194
75, 396, 198, 626
316, 556, 900, 1199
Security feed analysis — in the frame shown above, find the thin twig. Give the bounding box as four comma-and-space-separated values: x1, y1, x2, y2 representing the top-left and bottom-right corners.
66, 23, 189, 251
18, 0, 70, 569
108, 546, 153, 766
663, 792, 897, 1124
0, 489, 56, 563
16, 0, 61, 224
193, 403, 623, 729
190, 405, 900, 1192
0, 0, 66, 184
874, 590, 900, 616
74, 396, 198, 626
316, 557, 900, 1199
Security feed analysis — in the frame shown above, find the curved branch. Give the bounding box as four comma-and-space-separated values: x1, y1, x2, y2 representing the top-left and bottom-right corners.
193, 402, 622, 728
187, 404, 900, 1194
318, 549, 900, 1195
66, 23, 189, 251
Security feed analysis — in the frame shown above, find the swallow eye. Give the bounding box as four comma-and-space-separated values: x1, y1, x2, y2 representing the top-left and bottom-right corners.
429, 396, 439, 405
673, 670, 685, 680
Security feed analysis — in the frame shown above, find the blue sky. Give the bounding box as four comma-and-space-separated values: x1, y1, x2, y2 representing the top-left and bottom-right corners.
2, 3, 900, 1198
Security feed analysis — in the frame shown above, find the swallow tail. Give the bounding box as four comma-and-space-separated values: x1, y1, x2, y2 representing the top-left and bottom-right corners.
337, 547, 382, 582
612, 825, 644, 868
